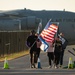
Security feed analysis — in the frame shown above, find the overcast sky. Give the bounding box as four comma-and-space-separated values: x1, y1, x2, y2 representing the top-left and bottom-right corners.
0, 0, 75, 12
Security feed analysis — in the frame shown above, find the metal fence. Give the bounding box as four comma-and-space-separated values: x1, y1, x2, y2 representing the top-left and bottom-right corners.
0, 31, 30, 56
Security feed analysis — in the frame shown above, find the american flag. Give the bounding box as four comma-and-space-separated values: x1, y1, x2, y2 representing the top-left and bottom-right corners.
40, 21, 58, 43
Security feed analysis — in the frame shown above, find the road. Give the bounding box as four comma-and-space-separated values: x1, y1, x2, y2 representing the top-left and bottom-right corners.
0, 45, 75, 75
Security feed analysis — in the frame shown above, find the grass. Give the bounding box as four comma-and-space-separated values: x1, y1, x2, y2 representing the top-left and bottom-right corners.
0, 50, 29, 62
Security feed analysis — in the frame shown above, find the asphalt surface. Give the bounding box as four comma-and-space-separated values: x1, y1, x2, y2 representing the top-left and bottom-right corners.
0, 45, 75, 75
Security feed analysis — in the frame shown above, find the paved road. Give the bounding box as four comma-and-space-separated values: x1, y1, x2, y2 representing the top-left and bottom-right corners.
0, 45, 75, 75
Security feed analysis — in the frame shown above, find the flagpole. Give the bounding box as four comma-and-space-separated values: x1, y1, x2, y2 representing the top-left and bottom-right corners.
55, 22, 59, 37
52, 22, 59, 51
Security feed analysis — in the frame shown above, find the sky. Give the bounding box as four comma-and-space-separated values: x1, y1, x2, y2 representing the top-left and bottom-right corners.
0, 0, 75, 12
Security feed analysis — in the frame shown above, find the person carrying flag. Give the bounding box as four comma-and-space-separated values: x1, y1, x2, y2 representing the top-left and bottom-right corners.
26, 30, 38, 68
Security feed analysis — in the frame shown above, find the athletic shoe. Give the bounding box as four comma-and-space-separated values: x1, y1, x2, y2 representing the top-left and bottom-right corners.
59, 65, 62, 68
55, 65, 58, 69
48, 65, 52, 68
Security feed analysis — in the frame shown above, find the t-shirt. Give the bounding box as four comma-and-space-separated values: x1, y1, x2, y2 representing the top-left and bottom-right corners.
26, 35, 37, 49
47, 42, 54, 52
54, 40, 62, 52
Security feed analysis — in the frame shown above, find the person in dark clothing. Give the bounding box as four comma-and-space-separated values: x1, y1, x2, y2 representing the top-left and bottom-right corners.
26, 30, 38, 68
59, 33, 68, 67
54, 36, 62, 68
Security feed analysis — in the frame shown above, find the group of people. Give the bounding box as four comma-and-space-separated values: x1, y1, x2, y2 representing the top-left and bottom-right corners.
26, 30, 68, 69
47, 33, 68, 69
